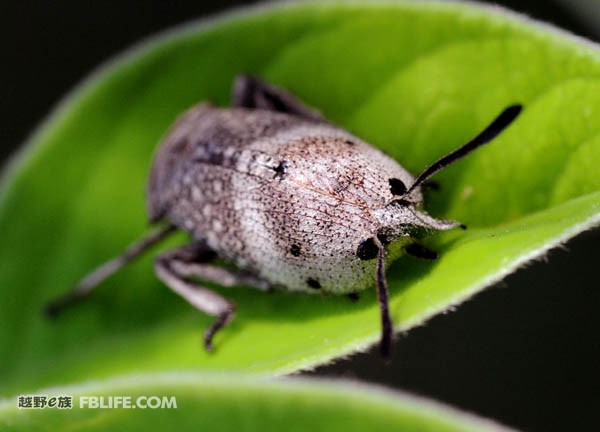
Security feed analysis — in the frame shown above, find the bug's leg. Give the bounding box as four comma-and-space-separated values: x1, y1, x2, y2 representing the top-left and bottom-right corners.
373, 236, 394, 358
231, 74, 325, 122
404, 243, 439, 260
347, 292, 360, 302
165, 242, 272, 291
155, 245, 233, 351
154, 243, 271, 350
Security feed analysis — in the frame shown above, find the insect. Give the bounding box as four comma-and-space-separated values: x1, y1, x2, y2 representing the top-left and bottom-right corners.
46, 74, 522, 356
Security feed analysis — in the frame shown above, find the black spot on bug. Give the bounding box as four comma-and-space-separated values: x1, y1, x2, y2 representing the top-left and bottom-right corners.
290, 244, 301, 257
272, 160, 288, 179
389, 178, 407, 196
357, 237, 378, 261
343, 139, 355, 146
306, 278, 321, 289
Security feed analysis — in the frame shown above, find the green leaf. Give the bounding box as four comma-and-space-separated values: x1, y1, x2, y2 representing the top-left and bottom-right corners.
0, 373, 514, 432
1, 1, 599, 394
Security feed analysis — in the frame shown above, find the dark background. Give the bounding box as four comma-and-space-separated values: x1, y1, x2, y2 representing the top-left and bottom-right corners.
1, 1, 598, 431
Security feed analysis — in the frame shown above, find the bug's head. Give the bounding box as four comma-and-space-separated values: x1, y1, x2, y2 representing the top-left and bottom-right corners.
356, 104, 522, 358
370, 104, 523, 246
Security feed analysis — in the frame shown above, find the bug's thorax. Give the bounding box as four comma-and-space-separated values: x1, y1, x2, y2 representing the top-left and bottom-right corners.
373, 196, 460, 243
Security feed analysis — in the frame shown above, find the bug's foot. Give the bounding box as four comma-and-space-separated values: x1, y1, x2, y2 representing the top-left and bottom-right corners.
44, 302, 63, 319
203, 308, 235, 352
379, 331, 394, 360
43, 293, 84, 319
347, 292, 360, 302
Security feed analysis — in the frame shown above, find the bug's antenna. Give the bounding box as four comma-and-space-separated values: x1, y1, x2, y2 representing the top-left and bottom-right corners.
45, 224, 177, 317
374, 236, 393, 358
405, 104, 523, 195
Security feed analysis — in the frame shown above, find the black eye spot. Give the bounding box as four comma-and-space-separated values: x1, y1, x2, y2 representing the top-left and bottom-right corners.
343, 139, 355, 146
290, 244, 301, 257
272, 160, 288, 179
389, 178, 407, 196
306, 278, 321, 289
356, 237, 378, 261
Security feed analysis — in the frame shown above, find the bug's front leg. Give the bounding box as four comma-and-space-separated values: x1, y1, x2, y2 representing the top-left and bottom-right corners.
154, 243, 270, 351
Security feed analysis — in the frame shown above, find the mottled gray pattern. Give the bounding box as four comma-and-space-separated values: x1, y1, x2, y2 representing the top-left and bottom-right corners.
148, 105, 447, 294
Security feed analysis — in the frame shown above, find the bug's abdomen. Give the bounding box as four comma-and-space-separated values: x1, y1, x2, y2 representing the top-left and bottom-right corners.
147, 104, 307, 223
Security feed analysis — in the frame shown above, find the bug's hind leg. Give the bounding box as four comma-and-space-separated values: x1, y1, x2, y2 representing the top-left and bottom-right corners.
231, 74, 325, 122
154, 242, 270, 351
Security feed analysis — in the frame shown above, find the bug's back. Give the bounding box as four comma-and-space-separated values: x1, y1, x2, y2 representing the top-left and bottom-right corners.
148, 104, 415, 293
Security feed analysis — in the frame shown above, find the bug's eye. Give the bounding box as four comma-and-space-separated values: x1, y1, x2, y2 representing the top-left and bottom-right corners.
356, 237, 378, 260
388, 178, 407, 196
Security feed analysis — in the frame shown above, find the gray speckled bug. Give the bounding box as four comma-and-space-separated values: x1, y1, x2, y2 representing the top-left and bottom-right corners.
46, 75, 522, 356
